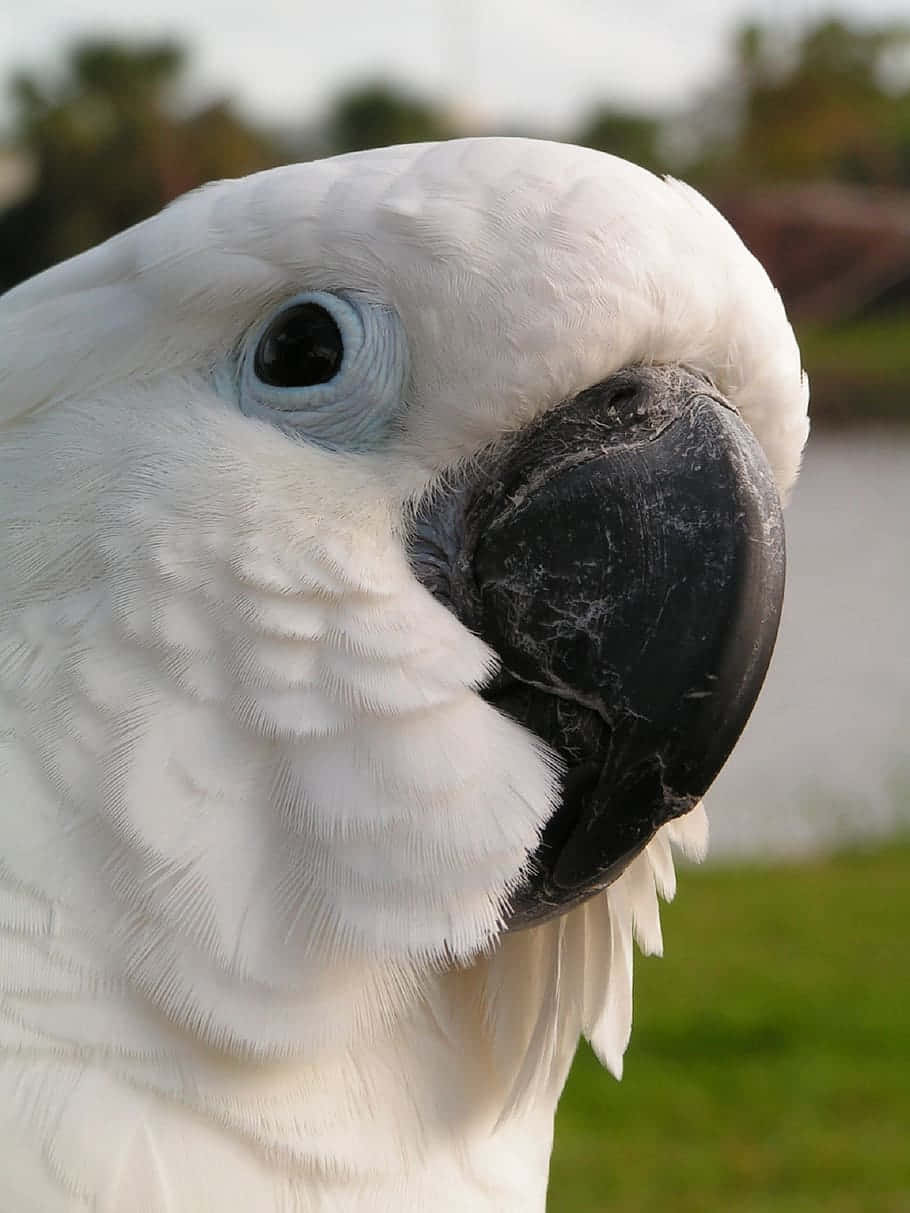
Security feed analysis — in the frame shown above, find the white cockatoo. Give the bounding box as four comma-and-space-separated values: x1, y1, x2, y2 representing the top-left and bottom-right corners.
0, 138, 808, 1211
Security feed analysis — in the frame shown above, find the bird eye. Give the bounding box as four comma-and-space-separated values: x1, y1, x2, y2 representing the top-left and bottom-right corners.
234, 290, 409, 451
253, 302, 344, 388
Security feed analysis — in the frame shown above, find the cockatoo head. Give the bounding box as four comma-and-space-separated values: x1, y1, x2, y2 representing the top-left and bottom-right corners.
0, 139, 808, 1066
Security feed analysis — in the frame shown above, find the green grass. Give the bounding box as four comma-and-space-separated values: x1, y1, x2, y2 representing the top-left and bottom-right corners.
800, 313, 910, 378
549, 842, 910, 1213
797, 313, 910, 425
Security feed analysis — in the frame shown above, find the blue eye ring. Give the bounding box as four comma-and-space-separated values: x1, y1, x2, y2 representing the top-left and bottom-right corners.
237, 291, 408, 451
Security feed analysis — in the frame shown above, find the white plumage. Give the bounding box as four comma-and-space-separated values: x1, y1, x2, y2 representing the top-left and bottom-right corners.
0, 138, 808, 1210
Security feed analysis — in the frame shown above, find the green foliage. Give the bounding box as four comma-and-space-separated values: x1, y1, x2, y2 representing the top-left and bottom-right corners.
690, 18, 910, 186
549, 842, 910, 1212
573, 109, 664, 174
0, 38, 280, 290
326, 81, 456, 154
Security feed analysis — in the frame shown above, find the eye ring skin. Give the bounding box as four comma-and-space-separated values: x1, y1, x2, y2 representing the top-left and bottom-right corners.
236, 290, 409, 451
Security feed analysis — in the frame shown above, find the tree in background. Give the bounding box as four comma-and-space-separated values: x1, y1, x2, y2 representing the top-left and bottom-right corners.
686, 18, 910, 186
572, 108, 665, 174
0, 39, 280, 290
325, 81, 456, 154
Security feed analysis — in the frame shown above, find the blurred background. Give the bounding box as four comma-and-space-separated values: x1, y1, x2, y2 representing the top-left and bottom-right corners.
2, 2, 908, 1209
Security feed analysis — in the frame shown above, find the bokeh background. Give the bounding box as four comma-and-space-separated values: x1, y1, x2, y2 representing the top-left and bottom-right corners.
2, 3, 908, 1209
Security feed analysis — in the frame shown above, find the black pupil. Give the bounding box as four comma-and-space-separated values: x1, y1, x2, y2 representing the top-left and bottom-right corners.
254, 303, 344, 388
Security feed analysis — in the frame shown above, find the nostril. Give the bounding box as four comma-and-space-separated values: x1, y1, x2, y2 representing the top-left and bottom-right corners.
606, 383, 640, 412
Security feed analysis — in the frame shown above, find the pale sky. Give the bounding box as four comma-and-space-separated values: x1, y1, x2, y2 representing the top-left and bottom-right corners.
3, 0, 909, 132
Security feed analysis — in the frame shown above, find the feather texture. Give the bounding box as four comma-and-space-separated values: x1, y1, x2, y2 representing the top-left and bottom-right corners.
0, 138, 806, 1210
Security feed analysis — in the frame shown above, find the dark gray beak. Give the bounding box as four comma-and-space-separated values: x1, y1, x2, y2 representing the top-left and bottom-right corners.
410, 365, 785, 929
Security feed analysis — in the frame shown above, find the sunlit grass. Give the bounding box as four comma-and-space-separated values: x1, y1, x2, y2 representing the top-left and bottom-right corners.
549, 842, 910, 1213
800, 312, 910, 377
797, 314, 910, 425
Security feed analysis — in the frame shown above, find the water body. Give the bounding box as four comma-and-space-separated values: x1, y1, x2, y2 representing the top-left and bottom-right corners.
706, 431, 910, 861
